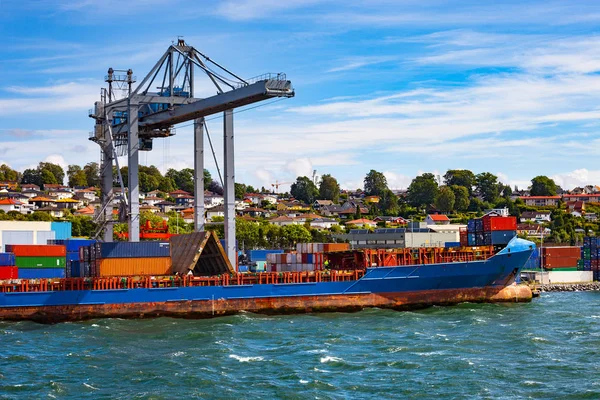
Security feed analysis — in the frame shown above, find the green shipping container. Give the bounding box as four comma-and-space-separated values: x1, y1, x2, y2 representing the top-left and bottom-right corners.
549, 267, 579, 272
16, 256, 66, 269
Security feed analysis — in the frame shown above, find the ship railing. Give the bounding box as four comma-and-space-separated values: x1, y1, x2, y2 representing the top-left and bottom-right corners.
0, 270, 367, 293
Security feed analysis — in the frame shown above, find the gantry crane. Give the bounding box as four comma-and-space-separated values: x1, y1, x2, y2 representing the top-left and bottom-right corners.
89, 38, 294, 265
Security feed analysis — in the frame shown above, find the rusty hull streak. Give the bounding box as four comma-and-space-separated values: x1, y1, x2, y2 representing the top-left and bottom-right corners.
0, 285, 532, 324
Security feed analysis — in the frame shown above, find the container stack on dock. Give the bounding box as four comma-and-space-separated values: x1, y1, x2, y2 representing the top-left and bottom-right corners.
461, 215, 517, 246
541, 247, 581, 271
6, 244, 66, 279
582, 237, 600, 280
266, 243, 348, 272
0, 253, 17, 279
49, 239, 96, 278
248, 249, 283, 272
88, 241, 172, 277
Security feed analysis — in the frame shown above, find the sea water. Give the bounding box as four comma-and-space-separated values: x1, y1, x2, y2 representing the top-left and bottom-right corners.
1, 292, 600, 399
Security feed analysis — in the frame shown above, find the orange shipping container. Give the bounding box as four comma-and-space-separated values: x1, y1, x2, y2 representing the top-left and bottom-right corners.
5, 244, 66, 257
97, 257, 172, 277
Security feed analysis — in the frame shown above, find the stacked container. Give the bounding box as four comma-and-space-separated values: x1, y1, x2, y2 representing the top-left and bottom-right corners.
50, 239, 96, 278
541, 247, 580, 271
6, 244, 66, 279
90, 241, 171, 277
465, 216, 517, 246
266, 252, 325, 272
582, 237, 599, 280
0, 252, 17, 280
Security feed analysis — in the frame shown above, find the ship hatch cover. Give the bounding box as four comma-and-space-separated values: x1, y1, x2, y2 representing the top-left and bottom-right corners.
170, 231, 235, 276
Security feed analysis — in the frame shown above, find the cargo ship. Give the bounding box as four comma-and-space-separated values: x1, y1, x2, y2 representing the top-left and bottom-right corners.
0, 231, 535, 323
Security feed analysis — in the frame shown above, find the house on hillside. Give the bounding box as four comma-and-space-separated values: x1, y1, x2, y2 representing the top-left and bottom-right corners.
206, 205, 225, 221
270, 215, 296, 227
425, 214, 450, 225
562, 194, 600, 204
520, 196, 560, 207
169, 189, 191, 199
175, 194, 194, 207
363, 195, 380, 204
20, 184, 40, 192
345, 218, 377, 228
566, 200, 585, 217
310, 218, 339, 230
0, 198, 22, 213
520, 211, 551, 223
320, 204, 345, 217
313, 199, 333, 209
156, 200, 176, 213
240, 207, 270, 218
36, 207, 65, 218
373, 216, 409, 225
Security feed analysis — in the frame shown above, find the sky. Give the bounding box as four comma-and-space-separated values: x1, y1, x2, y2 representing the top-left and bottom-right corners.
2, 1, 600, 192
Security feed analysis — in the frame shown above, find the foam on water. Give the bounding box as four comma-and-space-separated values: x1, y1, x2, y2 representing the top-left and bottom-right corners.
2, 292, 600, 399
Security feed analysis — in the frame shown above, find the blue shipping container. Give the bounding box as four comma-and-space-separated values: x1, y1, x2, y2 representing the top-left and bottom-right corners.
445, 242, 461, 248
51, 222, 72, 240
70, 261, 81, 278
467, 219, 476, 232
18, 268, 65, 279
67, 251, 80, 262
489, 230, 517, 245
475, 219, 483, 232
97, 241, 171, 258
249, 249, 284, 262
467, 234, 476, 246
0, 253, 15, 266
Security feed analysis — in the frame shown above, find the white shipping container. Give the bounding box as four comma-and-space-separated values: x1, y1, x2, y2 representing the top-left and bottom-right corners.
315, 243, 324, 253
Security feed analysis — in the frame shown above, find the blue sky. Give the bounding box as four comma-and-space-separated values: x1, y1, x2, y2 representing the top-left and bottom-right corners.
2, 1, 600, 191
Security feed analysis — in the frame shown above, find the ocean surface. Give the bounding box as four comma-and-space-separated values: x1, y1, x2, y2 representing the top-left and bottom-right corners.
1, 292, 600, 399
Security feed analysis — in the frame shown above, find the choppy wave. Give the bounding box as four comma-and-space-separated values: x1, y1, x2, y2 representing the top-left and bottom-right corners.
1, 292, 600, 398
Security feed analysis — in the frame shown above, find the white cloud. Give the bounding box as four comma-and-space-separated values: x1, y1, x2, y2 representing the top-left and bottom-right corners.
552, 169, 600, 190
327, 56, 398, 73
383, 171, 412, 190
214, 0, 321, 20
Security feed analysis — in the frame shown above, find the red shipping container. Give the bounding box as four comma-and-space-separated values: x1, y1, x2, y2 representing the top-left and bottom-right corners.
543, 256, 579, 268
0, 266, 18, 280
542, 247, 580, 258
5, 245, 66, 257
482, 216, 517, 232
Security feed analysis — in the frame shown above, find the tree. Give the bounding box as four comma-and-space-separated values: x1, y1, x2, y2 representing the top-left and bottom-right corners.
40, 168, 58, 185
450, 185, 469, 211
290, 176, 319, 204
443, 170, 476, 194
434, 186, 456, 212
21, 168, 42, 186
0, 164, 19, 182
319, 174, 340, 203
530, 176, 558, 196
476, 172, 500, 203
407, 173, 439, 208
208, 180, 224, 195
83, 162, 100, 187
67, 165, 88, 187
38, 162, 65, 185
364, 170, 388, 196
379, 189, 399, 215
235, 183, 247, 200
281, 224, 311, 248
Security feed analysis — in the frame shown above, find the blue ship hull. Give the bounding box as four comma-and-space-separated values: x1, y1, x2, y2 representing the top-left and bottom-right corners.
0, 238, 535, 323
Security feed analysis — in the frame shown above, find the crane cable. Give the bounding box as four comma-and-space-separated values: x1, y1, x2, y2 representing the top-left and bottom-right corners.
204, 122, 224, 187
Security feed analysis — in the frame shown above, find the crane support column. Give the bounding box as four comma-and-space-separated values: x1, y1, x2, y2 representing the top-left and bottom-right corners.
223, 109, 236, 267
194, 118, 205, 232
101, 140, 114, 242
128, 101, 140, 242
